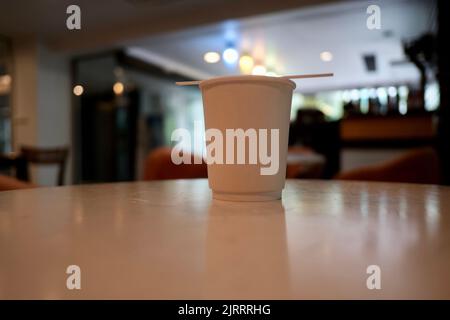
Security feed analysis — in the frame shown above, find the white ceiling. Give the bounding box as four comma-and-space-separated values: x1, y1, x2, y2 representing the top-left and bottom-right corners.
127, 0, 437, 92
0, 0, 335, 50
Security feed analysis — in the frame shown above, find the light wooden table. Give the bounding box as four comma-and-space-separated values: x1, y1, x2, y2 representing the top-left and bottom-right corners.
1, 179, 449, 299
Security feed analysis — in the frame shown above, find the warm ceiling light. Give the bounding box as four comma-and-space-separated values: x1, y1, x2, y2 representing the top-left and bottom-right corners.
203, 51, 220, 64
113, 82, 124, 95
0, 75, 11, 86
222, 47, 238, 64
252, 65, 266, 75
320, 51, 333, 62
239, 55, 254, 74
73, 85, 84, 96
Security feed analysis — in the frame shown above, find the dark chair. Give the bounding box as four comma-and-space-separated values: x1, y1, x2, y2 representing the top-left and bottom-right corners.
20, 146, 69, 186
289, 108, 341, 178
0, 153, 28, 180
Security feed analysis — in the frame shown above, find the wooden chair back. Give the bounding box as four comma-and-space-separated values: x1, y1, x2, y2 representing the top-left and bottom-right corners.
20, 146, 69, 186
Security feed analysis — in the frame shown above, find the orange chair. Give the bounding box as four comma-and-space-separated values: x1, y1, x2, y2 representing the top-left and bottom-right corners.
335, 147, 440, 184
143, 146, 327, 181
143, 147, 207, 180
0, 175, 36, 192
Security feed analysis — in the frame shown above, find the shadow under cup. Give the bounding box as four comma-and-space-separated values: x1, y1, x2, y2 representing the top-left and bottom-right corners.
200, 75, 296, 201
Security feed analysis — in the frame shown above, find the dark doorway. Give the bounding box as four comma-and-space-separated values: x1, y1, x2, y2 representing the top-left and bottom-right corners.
79, 90, 139, 183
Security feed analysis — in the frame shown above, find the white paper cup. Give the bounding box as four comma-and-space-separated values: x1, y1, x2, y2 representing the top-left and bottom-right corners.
199, 75, 296, 201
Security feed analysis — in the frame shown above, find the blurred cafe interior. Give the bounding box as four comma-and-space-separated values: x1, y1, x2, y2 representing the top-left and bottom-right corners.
0, 0, 449, 190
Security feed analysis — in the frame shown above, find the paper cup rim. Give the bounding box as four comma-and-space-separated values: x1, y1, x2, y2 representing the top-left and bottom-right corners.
199, 75, 296, 90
